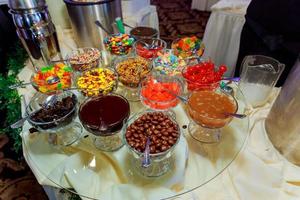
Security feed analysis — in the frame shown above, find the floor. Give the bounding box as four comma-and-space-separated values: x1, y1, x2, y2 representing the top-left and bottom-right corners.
0, 1, 210, 199
151, 0, 210, 45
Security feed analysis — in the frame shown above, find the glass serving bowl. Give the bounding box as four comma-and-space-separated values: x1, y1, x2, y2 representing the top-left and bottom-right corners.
182, 59, 226, 92
152, 49, 187, 77
79, 93, 130, 151
31, 62, 73, 94
139, 74, 183, 111
26, 91, 82, 146
123, 110, 181, 177
66, 47, 101, 72
134, 38, 167, 60
103, 33, 135, 56
171, 36, 205, 59
114, 55, 152, 101
75, 67, 118, 97
129, 26, 158, 40
185, 87, 238, 143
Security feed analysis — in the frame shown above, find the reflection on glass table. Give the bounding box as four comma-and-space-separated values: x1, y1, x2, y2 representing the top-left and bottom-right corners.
22, 83, 249, 200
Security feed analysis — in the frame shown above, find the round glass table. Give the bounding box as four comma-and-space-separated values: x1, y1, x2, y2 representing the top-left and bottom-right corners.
22, 83, 249, 200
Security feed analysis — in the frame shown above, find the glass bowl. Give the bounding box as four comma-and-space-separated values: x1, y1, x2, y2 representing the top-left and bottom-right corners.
129, 26, 158, 40
75, 67, 118, 97
152, 49, 186, 76
26, 91, 82, 146
103, 33, 135, 56
31, 62, 72, 94
185, 87, 238, 143
139, 74, 183, 111
114, 55, 152, 101
134, 38, 166, 60
123, 110, 181, 177
171, 36, 205, 59
26, 91, 77, 132
66, 47, 101, 72
182, 59, 227, 91
79, 93, 130, 151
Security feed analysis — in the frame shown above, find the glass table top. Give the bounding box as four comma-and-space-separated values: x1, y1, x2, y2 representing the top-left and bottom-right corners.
22, 83, 249, 200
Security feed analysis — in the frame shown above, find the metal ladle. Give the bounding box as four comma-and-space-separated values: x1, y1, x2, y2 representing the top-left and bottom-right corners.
9, 76, 60, 90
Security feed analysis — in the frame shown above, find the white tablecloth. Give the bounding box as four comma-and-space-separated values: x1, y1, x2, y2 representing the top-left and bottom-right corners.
19, 31, 300, 200
202, 0, 251, 77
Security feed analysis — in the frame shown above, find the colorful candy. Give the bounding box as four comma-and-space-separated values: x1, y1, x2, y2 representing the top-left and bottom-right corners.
76, 68, 117, 97
182, 61, 227, 91
68, 48, 101, 72
172, 36, 205, 58
31, 63, 72, 94
104, 33, 135, 55
153, 51, 186, 76
115, 57, 151, 88
140, 76, 181, 110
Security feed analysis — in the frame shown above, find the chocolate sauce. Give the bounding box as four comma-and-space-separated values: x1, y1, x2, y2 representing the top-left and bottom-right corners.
130, 27, 158, 40
79, 95, 130, 135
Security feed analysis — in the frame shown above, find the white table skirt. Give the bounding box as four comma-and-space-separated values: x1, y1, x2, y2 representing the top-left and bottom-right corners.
202, 10, 245, 77
19, 31, 300, 200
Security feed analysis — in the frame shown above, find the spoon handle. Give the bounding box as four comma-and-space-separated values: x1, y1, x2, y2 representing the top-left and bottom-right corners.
222, 77, 241, 82
224, 112, 247, 119
9, 82, 32, 89
10, 117, 28, 129
142, 137, 151, 168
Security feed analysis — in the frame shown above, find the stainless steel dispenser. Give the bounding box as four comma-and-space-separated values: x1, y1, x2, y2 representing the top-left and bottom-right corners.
265, 55, 300, 166
8, 0, 61, 71
63, 0, 122, 49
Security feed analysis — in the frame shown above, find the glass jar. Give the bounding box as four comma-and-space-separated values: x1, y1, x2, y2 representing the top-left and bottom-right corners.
123, 110, 181, 177
114, 55, 152, 101
66, 47, 101, 73
79, 93, 130, 151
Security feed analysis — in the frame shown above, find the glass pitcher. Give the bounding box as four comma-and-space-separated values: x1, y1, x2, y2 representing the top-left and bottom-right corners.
238, 55, 285, 107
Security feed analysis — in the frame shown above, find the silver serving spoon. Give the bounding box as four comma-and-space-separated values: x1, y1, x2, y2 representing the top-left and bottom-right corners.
95, 20, 112, 34
224, 112, 247, 119
142, 137, 151, 168
9, 76, 60, 89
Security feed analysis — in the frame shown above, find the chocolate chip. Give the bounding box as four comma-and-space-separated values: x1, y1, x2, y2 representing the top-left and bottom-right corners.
29, 127, 38, 133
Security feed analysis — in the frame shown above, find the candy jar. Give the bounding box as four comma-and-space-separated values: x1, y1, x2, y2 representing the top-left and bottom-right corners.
123, 110, 181, 177
66, 48, 101, 73
139, 74, 183, 117
26, 91, 83, 146
152, 49, 187, 77
75, 67, 118, 98
79, 93, 130, 151
31, 62, 73, 94
114, 55, 152, 101
182, 59, 227, 91
185, 86, 239, 143
103, 33, 135, 59
134, 38, 167, 60
171, 36, 205, 59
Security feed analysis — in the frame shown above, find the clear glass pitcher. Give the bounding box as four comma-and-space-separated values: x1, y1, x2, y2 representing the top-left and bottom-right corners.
238, 55, 285, 107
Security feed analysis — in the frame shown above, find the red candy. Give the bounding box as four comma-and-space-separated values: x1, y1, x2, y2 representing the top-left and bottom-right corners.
140, 77, 181, 110
136, 44, 163, 59
182, 61, 227, 91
